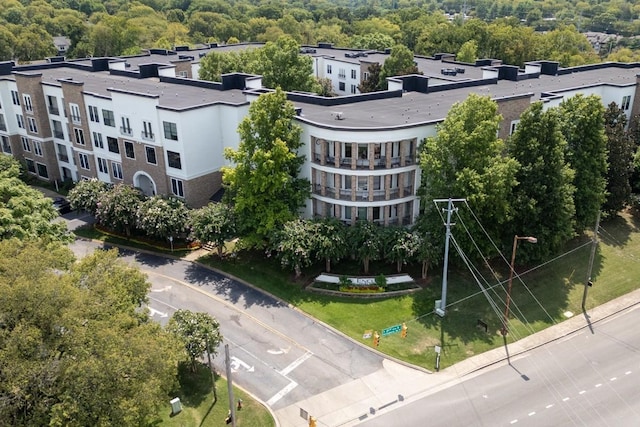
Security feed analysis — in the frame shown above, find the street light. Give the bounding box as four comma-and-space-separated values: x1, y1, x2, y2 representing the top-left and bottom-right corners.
501, 235, 537, 336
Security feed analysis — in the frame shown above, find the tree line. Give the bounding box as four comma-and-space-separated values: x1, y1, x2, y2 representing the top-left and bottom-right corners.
2, 0, 639, 66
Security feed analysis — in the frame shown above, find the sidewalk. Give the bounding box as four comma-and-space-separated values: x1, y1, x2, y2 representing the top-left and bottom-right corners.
274, 288, 640, 427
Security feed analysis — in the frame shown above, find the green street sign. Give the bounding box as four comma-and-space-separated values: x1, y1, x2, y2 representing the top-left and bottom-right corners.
382, 324, 402, 336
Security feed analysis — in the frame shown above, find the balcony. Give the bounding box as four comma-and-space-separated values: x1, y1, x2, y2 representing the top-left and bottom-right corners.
120, 126, 133, 136
48, 105, 59, 115
141, 131, 154, 141
53, 130, 64, 139
57, 152, 69, 163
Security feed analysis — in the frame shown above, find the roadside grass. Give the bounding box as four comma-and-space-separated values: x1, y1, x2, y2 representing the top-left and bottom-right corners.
156, 362, 274, 427
199, 211, 640, 370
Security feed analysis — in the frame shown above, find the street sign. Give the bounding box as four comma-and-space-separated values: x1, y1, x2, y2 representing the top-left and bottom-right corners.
382, 324, 402, 336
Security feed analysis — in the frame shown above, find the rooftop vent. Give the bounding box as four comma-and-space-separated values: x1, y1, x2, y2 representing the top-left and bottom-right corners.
332, 111, 344, 120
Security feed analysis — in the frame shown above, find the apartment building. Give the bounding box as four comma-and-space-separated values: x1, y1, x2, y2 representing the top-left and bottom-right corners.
1, 56, 639, 225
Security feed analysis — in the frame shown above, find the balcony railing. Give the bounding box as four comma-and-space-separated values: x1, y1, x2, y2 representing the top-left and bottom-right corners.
141, 131, 154, 141
71, 115, 81, 124
120, 126, 133, 136
48, 105, 59, 115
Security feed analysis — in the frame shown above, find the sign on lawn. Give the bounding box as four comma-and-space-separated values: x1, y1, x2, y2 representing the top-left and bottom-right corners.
382, 324, 402, 336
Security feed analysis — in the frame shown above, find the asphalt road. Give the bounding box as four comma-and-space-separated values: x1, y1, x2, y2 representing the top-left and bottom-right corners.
69, 239, 384, 411
359, 306, 640, 427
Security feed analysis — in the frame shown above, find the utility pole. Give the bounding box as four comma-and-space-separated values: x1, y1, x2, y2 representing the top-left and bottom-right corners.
582, 211, 601, 312
433, 198, 465, 317
225, 344, 236, 427
206, 337, 217, 403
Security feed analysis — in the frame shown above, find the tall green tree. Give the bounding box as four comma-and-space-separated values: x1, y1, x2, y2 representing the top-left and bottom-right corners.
167, 310, 222, 373
506, 102, 575, 260
347, 220, 383, 274
136, 195, 189, 240
95, 183, 144, 236
255, 36, 316, 92
358, 62, 382, 93
271, 218, 316, 278
379, 44, 419, 89
603, 102, 636, 215
222, 88, 309, 247
0, 243, 182, 426
559, 94, 608, 231
188, 202, 237, 257
419, 94, 518, 260
313, 217, 347, 273
68, 178, 109, 215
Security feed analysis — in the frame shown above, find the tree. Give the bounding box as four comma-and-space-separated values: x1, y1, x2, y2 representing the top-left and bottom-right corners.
136, 195, 189, 240
419, 94, 518, 260
12, 24, 56, 63
0, 158, 69, 243
222, 88, 309, 247
0, 242, 182, 426
198, 49, 254, 82
379, 44, 420, 89
457, 40, 478, 63
167, 310, 222, 373
358, 62, 382, 93
188, 202, 236, 257
347, 220, 383, 274
351, 32, 395, 51
559, 94, 608, 232
254, 36, 316, 92
603, 102, 636, 215
313, 218, 347, 273
384, 226, 422, 273
67, 178, 109, 215
506, 102, 576, 260
95, 183, 144, 236
271, 218, 316, 278
315, 77, 336, 97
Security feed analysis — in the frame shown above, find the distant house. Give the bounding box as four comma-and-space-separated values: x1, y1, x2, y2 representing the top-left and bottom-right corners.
53, 37, 71, 56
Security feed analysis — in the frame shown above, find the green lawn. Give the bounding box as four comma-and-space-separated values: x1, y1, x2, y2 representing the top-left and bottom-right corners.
155, 362, 274, 427
199, 211, 640, 370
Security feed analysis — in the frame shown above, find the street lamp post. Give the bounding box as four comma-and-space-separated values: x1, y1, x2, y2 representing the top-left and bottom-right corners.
501, 235, 537, 336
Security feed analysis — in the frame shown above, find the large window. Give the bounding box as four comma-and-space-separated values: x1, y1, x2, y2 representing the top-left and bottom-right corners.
36, 163, 48, 178
47, 96, 59, 115
351, 69, 356, 79
27, 117, 38, 133
1, 136, 11, 154
70, 104, 81, 124
21, 137, 30, 152
52, 120, 64, 139
327, 64, 332, 74
163, 121, 178, 140
102, 109, 115, 127
97, 157, 108, 174
79, 152, 90, 170
0, 114, 5, 131
33, 140, 43, 157
339, 82, 345, 91
622, 95, 632, 110
171, 178, 184, 198
121, 117, 132, 135
16, 114, 24, 129
112, 162, 123, 180
145, 146, 157, 164
88, 105, 100, 123
124, 141, 135, 159
142, 121, 154, 140
93, 132, 103, 149
57, 143, 68, 162
23, 95, 33, 113
107, 136, 119, 154
25, 158, 35, 173
11, 90, 20, 106
74, 128, 85, 145
167, 150, 181, 169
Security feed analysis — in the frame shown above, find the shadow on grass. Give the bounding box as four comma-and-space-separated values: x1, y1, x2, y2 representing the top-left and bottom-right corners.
172, 361, 215, 408
598, 212, 638, 248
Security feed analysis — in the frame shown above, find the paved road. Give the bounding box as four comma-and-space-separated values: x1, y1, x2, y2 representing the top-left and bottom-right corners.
69, 239, 385, 412
360, 306, 640, 427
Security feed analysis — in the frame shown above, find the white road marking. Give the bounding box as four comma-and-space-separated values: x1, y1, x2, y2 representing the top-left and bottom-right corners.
148, 307, 168, 318
625, 371, 632, 375
151, 285, 172, 292
510, 420, 518, 424
148, 296, 179, 310
563, 397, 570, 402
595, 383, 602, 388
579, 390, 586, 395
230, 356, 254, 373
528, 412, 536, 416
266, 381, 298, 406
279, 352, 313, 376
610, 377, 617, 382
267, 346, 291, 355
546, 404, 554, 409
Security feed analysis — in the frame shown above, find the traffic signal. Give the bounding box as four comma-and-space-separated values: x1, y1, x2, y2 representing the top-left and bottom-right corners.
309, 415, 317, 427
373, 331, 380, 347
401, 322, 407, 338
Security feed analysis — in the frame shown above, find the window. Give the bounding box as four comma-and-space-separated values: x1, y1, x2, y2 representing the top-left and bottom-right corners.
93, 132, 104, 148
327, 64, 332, 74
120, 117, 132, 135
97, 157, 108, 174
0, 114, 5, 131
27, 117, 38, 133
47, 96, 59, 115
339, 82, 345, 91
21, 137, 30, 152
145, 146, 157, 164
36, 163, 48, 178
88, 105, 99, 123
107, 136, 119, 154
350, 84, 357, 94
23, 95, 33, 113
1, 136, 11, 154
74, 128, 85, 145
171, 178, 184, 197
102, 109, 115, 127
25, 158, 35, 173
112, 162, 123, 180
167, 150, 181, 169
11, 90, 20, 106
124, 141, 135, 159
363, 71, 370, 80
79, 152, 90, 170
163, 121, 178, 140
70, 104, 81, 124
142, 121, 154, 140
52, 120, 64, 139
33, 140, 43, 157
56, 143, 68, 162
16, 114, 24, 129
338, 68, 346, 79
622, 95, 632, 110
510, 120, 519, 135
351, 69, 356, 79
